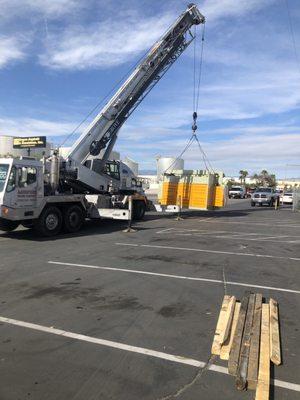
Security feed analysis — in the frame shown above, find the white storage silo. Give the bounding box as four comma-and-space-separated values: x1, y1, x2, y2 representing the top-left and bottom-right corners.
156, 156, 184, 181
123, 157, 139, 176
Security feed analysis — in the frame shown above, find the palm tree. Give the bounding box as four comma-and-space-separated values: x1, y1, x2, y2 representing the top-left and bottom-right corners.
239, 170, 248, 185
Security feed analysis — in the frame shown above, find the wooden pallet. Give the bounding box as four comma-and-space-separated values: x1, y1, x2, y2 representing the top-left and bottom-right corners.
211, 293, 281, 399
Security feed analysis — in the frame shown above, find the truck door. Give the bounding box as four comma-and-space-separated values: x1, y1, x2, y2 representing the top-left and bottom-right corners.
1, 165, 17, 208
15, 165, 39, 208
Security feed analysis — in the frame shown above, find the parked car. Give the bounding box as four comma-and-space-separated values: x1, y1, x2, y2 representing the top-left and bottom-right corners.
251, 187, 278, 207
282, 192, 293, 204
246, 188, 256, 198
228, 186, 246, 199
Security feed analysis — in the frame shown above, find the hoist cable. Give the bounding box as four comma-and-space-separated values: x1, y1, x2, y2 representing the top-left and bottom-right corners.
163, 134, 196, 174
194, 134, 214, 173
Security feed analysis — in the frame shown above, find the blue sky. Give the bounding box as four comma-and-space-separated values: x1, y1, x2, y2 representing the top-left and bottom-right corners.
0, 0, 299, 178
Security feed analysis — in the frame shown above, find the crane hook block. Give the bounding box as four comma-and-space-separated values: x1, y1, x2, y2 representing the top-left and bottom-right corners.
192, 111, 198, 132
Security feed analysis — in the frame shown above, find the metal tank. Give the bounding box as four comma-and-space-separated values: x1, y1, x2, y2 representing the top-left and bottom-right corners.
156, 156, 184, 181
123, 157, 139, 176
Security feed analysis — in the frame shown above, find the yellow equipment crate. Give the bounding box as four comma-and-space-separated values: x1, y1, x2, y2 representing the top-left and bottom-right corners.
158, 170, 226, 210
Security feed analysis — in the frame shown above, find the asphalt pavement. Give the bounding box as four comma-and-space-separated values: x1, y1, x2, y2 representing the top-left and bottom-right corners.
0, 199, 299, 400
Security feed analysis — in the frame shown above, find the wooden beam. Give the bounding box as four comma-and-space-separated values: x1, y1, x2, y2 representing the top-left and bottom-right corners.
270, 298, 281, 365
255, 303, 270, 400
236, 293, 256, 390
220, 302, 241, 360
211, 295, 235, 355
223, 296, 236, 344
228, 292, 250, 375
247, 293, 263, 390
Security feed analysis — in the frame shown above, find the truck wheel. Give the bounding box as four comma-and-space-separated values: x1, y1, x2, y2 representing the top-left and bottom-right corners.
251, 201, 255, 207
0, 218, 19, 232
35, 206, 62, 237
63, 205, 84, 233
133, 201, 146, 220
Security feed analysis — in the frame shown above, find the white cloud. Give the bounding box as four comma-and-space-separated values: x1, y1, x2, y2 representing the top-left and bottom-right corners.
201, 0, 274, 22
0, 117, 76, 137
117, 130, 300, 177
39, 12, 174, 70
0, 0, 81, 19
0, 36, 26, 68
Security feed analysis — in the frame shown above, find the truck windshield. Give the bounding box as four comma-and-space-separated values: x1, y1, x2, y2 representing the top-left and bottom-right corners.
0, 164, 9, 192
256, 188, 272, 193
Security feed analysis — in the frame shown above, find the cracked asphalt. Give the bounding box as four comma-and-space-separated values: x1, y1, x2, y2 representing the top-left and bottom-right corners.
0, 199, 299, 399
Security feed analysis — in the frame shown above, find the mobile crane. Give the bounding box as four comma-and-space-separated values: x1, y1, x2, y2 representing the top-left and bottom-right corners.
0, 4, 205, 236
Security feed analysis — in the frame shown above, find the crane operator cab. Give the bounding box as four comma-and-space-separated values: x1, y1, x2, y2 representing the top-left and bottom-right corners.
84, 158, 143, 194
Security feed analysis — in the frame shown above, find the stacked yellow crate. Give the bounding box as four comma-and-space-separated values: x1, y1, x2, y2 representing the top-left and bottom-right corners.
158, 170, 226, 210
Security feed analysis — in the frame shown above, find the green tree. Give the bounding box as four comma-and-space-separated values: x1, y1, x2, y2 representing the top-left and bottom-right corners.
252, 170, 276, 187
239, 170, 248, 185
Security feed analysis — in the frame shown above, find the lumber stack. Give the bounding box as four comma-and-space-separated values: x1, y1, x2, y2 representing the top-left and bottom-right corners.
211, 292, 281, 399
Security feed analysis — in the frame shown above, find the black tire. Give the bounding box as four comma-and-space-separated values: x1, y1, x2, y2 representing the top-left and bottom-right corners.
133, 201, 146, 220
0, 218, 19, 232
34, 206, 62, 237
251, 202, 255, 207
63, 205, 84, 233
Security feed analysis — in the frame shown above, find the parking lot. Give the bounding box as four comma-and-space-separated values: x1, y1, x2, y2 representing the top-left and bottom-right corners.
0, 199, 299, 400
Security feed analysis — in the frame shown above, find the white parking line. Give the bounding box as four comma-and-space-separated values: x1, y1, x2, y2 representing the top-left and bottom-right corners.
196, 220, 300, 228
157, 228, 296, 237
48, 261, 300, 295
155, 228, 174, 234
156, 228, 299, 243
116, 243, 300, 262
0, 316, 299, 393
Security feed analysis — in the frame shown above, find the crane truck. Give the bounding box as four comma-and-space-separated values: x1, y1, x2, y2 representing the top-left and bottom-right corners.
0, 4, 205, 237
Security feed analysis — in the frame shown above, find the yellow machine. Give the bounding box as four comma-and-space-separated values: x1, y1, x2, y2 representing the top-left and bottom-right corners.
158, 170, 227, 210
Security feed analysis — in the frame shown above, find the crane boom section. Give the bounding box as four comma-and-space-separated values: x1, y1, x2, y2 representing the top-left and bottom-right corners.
67, 4, 204, 170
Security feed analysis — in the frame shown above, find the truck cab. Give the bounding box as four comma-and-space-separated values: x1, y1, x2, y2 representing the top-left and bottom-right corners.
0, 158, 44, 229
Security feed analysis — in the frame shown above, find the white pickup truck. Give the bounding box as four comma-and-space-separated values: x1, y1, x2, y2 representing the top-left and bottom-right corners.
228, 186, 246, 199
251, 187, 279, 207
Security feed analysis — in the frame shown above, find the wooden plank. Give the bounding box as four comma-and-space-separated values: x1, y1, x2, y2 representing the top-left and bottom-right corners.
255, 303, 270, 400
270, 298, 281, 365
211, 295, 233, 355
220, 302, 241, 360
220, 295, 236, 344
228, 292, 250, 375
247, 293, 263, 390
236, 293, 256, 390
